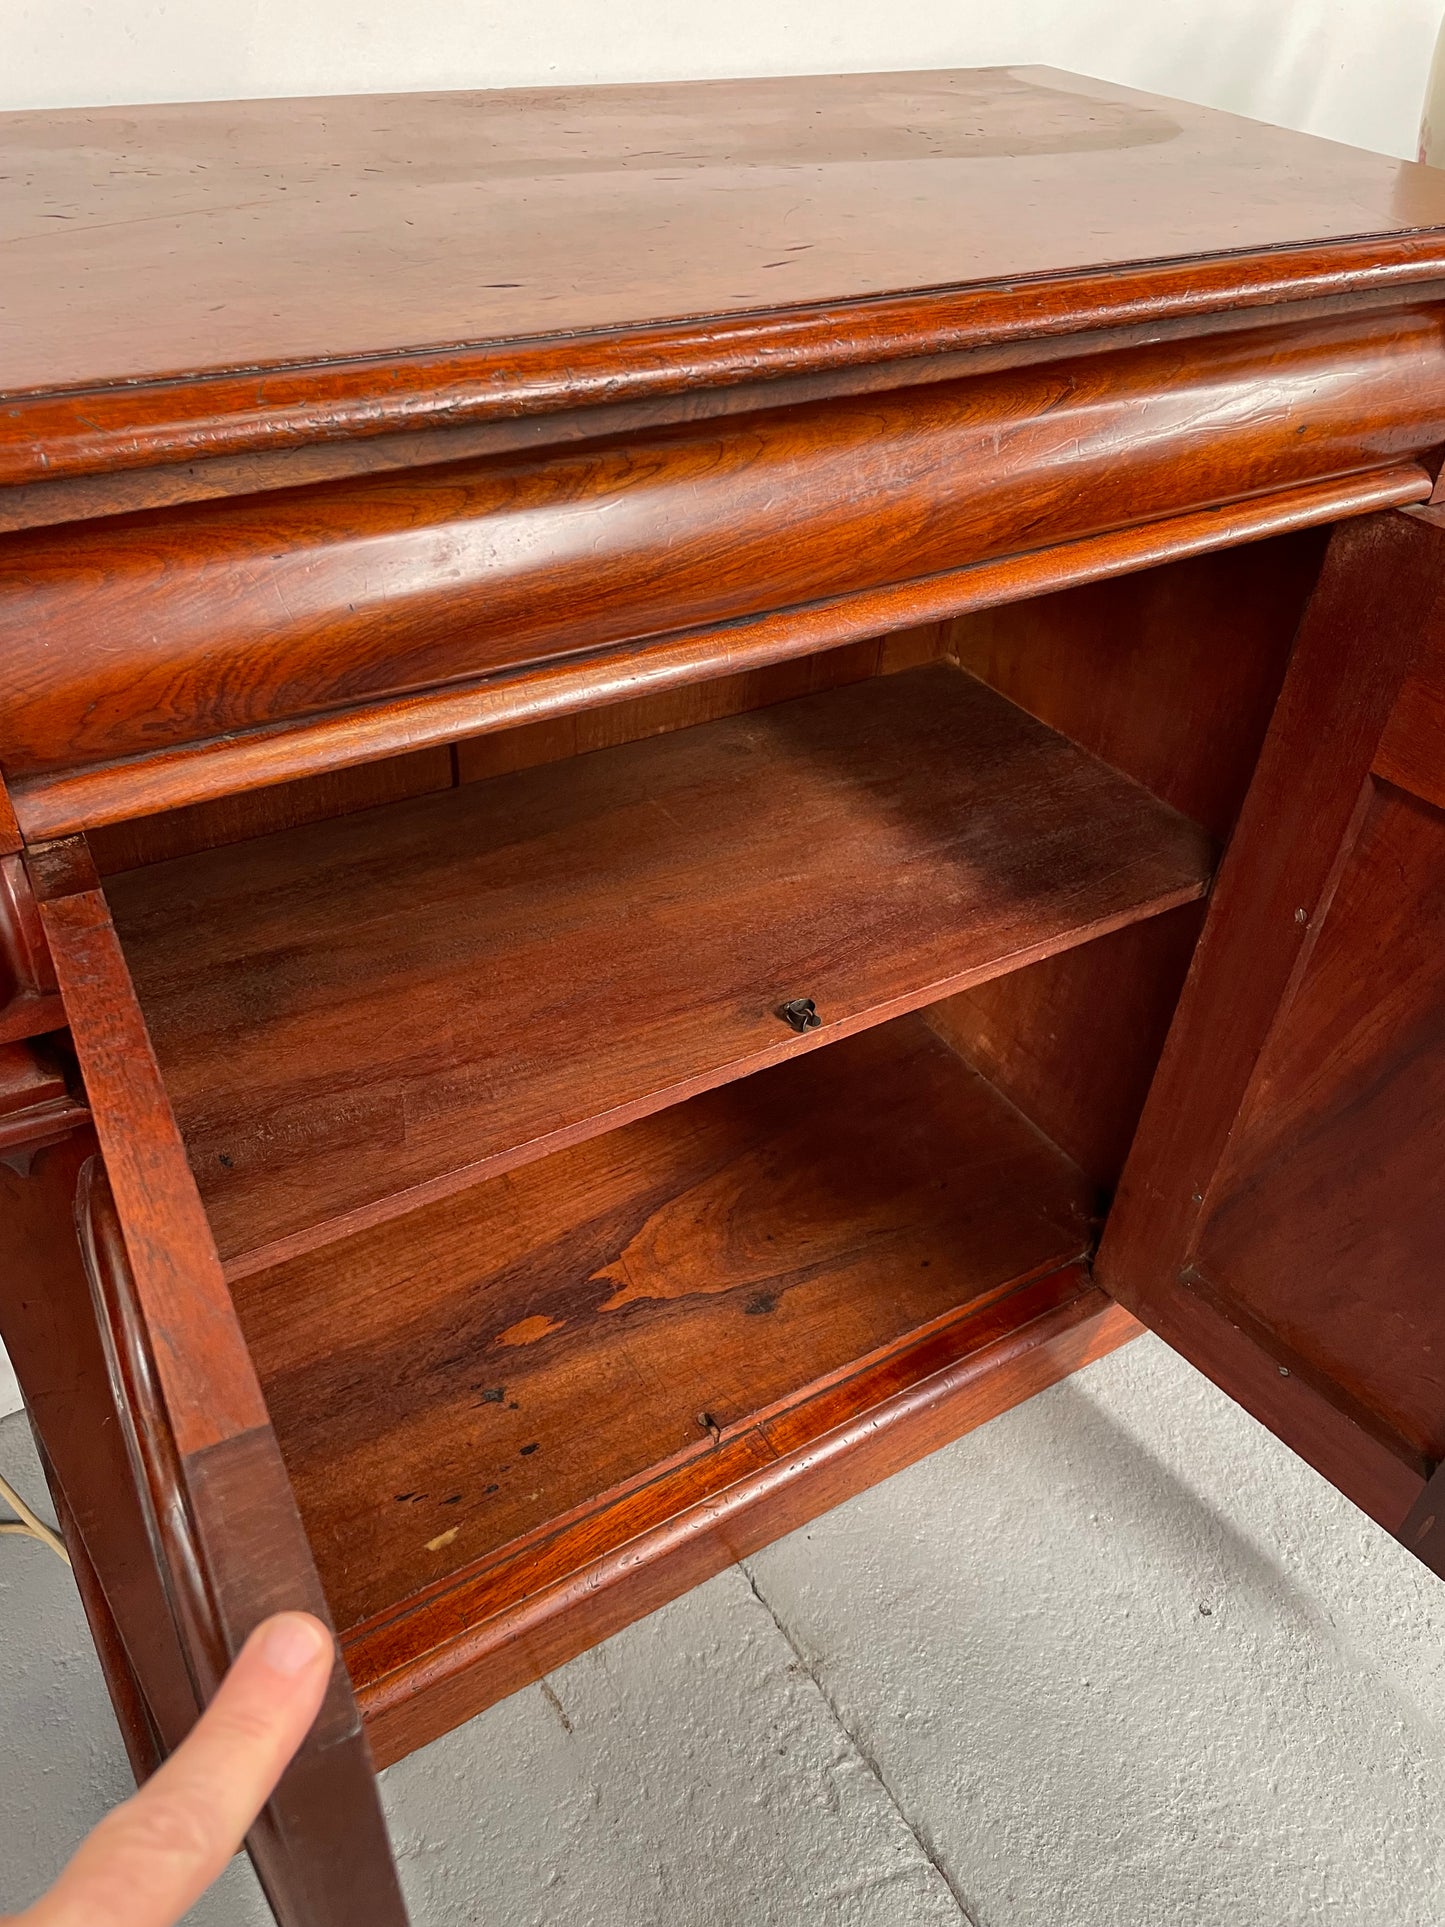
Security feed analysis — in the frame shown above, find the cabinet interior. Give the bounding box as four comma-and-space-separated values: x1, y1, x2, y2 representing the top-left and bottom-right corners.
92, 531, 1324, 1734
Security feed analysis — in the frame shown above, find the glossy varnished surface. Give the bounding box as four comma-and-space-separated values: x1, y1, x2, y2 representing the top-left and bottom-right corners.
4, 310, 1441, 794
17, 852, 407, 1921
233, 1015, 1096, 1633
9, 65, 1445, 392
105, 664, 1212, 1271
14, 58, 1445, 1908
7, 67, 1445, 478
347, 1270, 1138, 1765
7, 466, 1428, 845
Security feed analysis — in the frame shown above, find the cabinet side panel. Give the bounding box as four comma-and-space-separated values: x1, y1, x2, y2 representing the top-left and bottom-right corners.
926, 903, 1203, 1194
934, 534, 1322, 1189
947, 534, 1326, 838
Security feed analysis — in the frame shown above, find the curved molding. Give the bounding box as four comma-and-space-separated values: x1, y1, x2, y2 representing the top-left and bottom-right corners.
5, 237, 1445, 488
74, 1156, 411, 1925
76, 1156, 230, 1694
9, 461, 1432, 841
0, 853, 63, 1042
5, 312, 1445, 785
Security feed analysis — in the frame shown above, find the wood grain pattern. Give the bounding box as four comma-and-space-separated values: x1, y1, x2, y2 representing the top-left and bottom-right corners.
0, 1036, 89, 1156
92, 633, 947, 871
1196, 782, 1445, 1461
88, 747, 454, 877
948, 531, 1326, 839
0, 849, 64, 1043
925, 905, 1204, 1195
36, 875, 270, 1450
0, 1124, 410, 1923
79, 1165, 410, 1926
12, 462, 1425, 845
0, 778, 21, 853
10, 60, 1445, 1912
107, 664, 1213, 1271
19, 854, 410, 1918
0, 1129, 204, 1763
453, 625, 949, 784
3, 312, 1441, 787
1097, 509, 1445, 1535
355, 1274, 1140, 1767
7, 68, 1445, 481
934, 534, 1323, 1186
1376, 620, 1445, 813
0, 284, 1430, 541
233, 1014, 1097, 1631
45, 1465, 165, 1786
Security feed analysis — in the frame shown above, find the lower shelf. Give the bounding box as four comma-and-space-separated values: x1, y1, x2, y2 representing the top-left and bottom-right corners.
231, 1013, 1137, 1761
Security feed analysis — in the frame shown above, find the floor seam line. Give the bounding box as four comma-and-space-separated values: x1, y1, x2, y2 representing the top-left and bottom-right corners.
737, 1556, 982, 1927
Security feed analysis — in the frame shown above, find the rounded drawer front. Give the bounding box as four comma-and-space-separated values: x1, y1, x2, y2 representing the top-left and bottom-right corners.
1, 307, 1443, 791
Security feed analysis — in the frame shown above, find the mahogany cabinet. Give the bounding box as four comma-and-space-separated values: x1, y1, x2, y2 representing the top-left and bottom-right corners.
3, 66, 1445, 1923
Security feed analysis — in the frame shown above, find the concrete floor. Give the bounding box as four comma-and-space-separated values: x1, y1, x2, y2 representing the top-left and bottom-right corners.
2, 1332, 1443, 1926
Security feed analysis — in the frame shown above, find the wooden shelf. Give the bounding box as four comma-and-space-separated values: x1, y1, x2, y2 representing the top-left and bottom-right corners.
228, 1014, 1117, 1755
107, 663, 1212, 1272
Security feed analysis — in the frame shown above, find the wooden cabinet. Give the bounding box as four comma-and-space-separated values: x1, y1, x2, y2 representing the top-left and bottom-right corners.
3, 66, 1445, 1925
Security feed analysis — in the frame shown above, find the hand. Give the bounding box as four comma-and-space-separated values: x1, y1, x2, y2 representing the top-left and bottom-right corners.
5, 1611, 334, 1927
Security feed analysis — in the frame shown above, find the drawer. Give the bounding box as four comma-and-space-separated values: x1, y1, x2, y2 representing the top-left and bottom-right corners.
3, 309, 1444, 829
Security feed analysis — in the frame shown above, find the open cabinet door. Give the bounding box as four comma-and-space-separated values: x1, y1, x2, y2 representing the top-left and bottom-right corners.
0, 837, 408, 1926
1098, 507, 1445, 1574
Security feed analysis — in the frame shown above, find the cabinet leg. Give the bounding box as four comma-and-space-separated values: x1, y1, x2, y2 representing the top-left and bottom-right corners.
37, 1438, 167, 1785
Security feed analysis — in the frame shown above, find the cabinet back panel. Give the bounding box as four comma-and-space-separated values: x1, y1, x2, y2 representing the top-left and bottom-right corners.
87, 747, 456, 876
453, 623, 948, 783
86, 626, 948, 874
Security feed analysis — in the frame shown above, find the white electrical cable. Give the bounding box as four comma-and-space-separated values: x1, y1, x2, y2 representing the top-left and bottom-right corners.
0, 1469, 70, 1565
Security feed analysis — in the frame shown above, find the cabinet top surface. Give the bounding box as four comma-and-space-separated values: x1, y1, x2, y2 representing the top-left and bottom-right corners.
11, 65, 1445, 391
7, 65, 1445, 481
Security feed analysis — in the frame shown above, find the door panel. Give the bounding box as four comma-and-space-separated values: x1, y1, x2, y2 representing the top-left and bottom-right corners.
1098, 507, 1445, 1562
0, 835, 409, 1927
1198, 782, 1445, 1463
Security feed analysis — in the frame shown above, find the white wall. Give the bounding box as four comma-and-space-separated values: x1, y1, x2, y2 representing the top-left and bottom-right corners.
0, 0, 1443, 159
0, 0, 1441, 1420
